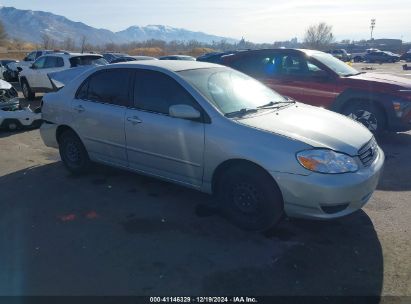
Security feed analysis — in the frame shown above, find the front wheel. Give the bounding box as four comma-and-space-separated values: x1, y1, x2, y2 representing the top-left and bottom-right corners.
343, 102, 386, 135
217, 165, 284, 231
59, 130, 90, 174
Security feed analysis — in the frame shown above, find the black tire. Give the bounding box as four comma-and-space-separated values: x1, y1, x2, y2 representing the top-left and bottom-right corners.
21, 79, 35, 100
217, 164, 284, 231
2, 119, 21, 131
58, 130, 90, 174
342, 101, 386, 135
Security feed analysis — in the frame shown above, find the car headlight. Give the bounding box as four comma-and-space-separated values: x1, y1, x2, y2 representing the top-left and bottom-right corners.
296, 149, 358, 174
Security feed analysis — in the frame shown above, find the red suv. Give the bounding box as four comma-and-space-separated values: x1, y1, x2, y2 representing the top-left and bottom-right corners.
220, 49, 411, 134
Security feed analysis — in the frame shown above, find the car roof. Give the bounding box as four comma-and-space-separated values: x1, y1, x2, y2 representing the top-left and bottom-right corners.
111, 60, 221, 72
228, 48, 326, 56
41, 52, 103, 58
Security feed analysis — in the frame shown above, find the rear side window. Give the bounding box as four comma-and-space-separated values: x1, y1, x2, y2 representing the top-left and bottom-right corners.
133, 70, 197, 115
78, 69, 131, 107
44, 56, 64, 68
70, 56, 107, 67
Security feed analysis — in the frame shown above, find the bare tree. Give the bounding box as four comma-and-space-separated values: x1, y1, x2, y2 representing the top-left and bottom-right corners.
63, 37, 76, 51
41, 33, 56, 49
80, 35, 87, 53
0, 20, 7, 45
303, 22, 334, 50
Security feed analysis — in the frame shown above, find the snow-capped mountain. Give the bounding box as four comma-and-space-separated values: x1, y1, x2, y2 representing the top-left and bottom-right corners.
116, 25, 236, 44
0, 6, 236, 45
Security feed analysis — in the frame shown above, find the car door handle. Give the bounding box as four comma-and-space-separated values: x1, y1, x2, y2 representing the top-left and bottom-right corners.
74, 105, 85, 113
127, 116, 142, 124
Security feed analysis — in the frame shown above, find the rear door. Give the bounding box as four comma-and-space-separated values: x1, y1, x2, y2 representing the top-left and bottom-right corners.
125, 69, 205, 187
70, 68, 132, 167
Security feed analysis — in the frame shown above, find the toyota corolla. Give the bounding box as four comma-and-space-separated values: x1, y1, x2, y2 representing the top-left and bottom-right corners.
40, 61, 384, 231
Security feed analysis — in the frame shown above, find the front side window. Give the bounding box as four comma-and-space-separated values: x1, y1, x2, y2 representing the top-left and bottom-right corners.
133, 70, 198, 115
26, 52, 36, 61
32, 57, 46, 69
81, 69, 131, 106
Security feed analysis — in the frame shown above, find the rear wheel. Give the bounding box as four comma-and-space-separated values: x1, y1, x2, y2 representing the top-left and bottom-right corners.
2, 119, 21, 131
217, 164, 284, 231
58, 130, 90, 174
343, 102, 386, 135
21, 79, 35, 100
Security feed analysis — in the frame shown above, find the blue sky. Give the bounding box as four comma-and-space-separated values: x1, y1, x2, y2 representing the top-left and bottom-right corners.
1, 0, 410, 42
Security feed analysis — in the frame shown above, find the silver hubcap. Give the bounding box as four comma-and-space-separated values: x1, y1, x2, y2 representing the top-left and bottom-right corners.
349, 110, 378, 132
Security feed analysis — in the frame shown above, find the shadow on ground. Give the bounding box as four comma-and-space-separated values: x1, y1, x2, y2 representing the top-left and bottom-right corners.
377, 132, 411, 191
0, 162, 383, 298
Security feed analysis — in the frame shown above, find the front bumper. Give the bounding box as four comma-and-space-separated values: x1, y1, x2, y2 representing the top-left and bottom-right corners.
40, 122, 59, 148
271, 147, 385, 219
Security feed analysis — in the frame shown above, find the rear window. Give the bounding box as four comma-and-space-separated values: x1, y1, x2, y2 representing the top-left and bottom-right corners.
70, 56, 108, 67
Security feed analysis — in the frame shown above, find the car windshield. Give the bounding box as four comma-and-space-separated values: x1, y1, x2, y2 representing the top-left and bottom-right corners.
311, 53, 359, 76
179, 67, 288, 116
70, 56, 108, 67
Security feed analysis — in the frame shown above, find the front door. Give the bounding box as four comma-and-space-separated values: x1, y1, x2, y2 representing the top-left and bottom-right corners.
125, 69, 205, 187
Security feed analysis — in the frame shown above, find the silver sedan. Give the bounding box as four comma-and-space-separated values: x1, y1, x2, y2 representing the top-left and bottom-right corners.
40, 60, 384, 231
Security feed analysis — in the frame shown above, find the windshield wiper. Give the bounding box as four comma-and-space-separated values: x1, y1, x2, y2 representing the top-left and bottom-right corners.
224, 108, 258, 118
257, 99, 295, 109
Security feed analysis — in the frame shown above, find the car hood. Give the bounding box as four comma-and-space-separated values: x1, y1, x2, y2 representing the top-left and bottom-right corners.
237, 103, 372, 156
350, 72, 411, 89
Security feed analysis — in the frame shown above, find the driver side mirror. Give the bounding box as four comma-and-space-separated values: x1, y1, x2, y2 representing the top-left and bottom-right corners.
24, 57, 30, 62
169, 104, 201, 120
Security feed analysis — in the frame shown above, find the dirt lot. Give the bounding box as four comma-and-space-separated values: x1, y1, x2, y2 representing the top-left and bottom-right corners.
0, 62, 410, 298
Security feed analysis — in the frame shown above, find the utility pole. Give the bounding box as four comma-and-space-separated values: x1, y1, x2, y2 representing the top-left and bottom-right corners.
370, 19, 376, 40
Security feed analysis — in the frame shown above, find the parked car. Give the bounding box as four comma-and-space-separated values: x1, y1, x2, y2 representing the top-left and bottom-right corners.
351, 48, 381, 62
159, 55, 196, 61
0, 106, 42, 131
110, 56, 157, 63
0, 60, 18, 80
197, 50, 247, 63
40, 61, 384, 231
2, 60, 21, 82
0, 79, 19, 110
102, 53, 129, 63
19, 52, 108, 100
221, 48, 411, 134
400, 52, 411, 62
364, 51, 400, 63
327, 49, 351, 62
8, 50, 60, 79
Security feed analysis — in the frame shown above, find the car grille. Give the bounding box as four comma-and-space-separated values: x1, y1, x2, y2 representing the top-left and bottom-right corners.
358, 137, 378, 167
